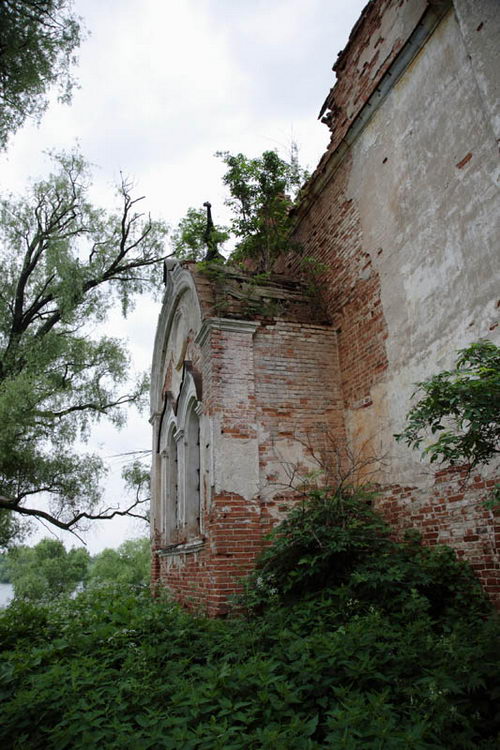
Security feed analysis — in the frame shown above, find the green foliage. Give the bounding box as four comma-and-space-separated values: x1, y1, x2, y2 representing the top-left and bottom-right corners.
238, 490, 490, 622
88, 537, 150, 588
0, 0, 83, 149
0, 511, 29, 551
170, 206, 229, 261
0, 150, 168, 540
6, 537, 89, 601
0, 493, 498, 748
240, 489, 390, 606
395, 340, 500, 470
173, 147, 307, 271
217, 145, 307, 271
0, 553, 10, 583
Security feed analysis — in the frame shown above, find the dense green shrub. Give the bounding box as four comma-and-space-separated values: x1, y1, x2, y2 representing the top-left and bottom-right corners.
0, 492, 498, 749
240, 490, 490, 623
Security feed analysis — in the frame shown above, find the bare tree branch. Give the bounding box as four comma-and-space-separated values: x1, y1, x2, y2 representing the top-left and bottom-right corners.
0, 493, 149, 532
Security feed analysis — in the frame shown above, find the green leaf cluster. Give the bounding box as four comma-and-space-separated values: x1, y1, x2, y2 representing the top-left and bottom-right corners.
87, 537, 150, 588
0, 0, 83, 149
0, 492, 498, 748
395, 340, 500, 469
237, 490, 490, 621
217, 146, 307, 271
4, 535, 150, 600
173, 147, 308, 271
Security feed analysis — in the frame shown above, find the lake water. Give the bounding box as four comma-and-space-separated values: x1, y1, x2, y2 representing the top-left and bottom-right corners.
0, 582, 14, 608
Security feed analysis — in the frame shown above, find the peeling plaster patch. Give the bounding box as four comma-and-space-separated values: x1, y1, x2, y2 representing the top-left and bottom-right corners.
214, 436, 260, 499
263, 437, 323, 496
345, 381, 392, 485
352, 396, 373, 409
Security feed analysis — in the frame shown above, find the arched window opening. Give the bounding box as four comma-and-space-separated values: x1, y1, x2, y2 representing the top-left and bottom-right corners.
165, 428, 179, 539
184, 404, 200, 537
160, 422, 179, 543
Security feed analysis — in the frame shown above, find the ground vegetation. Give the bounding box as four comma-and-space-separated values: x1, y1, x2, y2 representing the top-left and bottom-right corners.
0, 490, 498, 749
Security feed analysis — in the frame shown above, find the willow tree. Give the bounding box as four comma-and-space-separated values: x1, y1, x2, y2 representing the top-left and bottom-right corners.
0, 0, 82, 149
0, 151, 169, 541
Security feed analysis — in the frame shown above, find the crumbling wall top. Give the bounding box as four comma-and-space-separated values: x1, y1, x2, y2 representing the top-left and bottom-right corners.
187, 261, 329, 325
319, 0, 429, 140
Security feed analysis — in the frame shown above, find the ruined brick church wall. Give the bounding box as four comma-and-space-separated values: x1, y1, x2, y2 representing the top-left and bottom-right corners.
151, 265, 345, 615
277, 0, 500, 599
151, 0, 499, 610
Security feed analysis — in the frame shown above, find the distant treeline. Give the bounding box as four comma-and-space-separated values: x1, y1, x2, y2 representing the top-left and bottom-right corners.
1, 537, 150, 600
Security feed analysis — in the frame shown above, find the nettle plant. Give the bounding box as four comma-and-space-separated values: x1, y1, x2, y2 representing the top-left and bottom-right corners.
1, 492, 498, 750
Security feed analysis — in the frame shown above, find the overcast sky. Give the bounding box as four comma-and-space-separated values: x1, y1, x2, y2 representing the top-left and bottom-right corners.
0, 0, 367, 553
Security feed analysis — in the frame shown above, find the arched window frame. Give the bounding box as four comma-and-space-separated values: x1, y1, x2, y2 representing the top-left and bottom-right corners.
176, 363, 203, 540
182, 397, 201, 537
158, 405, 179, 542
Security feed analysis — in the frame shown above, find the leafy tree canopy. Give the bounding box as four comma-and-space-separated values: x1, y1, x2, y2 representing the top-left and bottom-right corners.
88, 536, 150, 588
6, 537, 89, 600
0, 552, 10, 583
395, 340, 500, 469
0, 151, 169, 543
0, 0, 82, 149
0, 508, 28, 550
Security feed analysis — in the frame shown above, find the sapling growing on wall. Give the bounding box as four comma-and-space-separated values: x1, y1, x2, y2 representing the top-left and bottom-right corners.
174, 147, 308, 270
170, 206, 229, 261
217, 145, 307, 271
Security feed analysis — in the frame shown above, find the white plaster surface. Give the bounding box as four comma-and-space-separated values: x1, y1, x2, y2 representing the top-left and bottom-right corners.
347, 9, 500, 484
213, 431, 260, 500
453, 0, 500, 142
